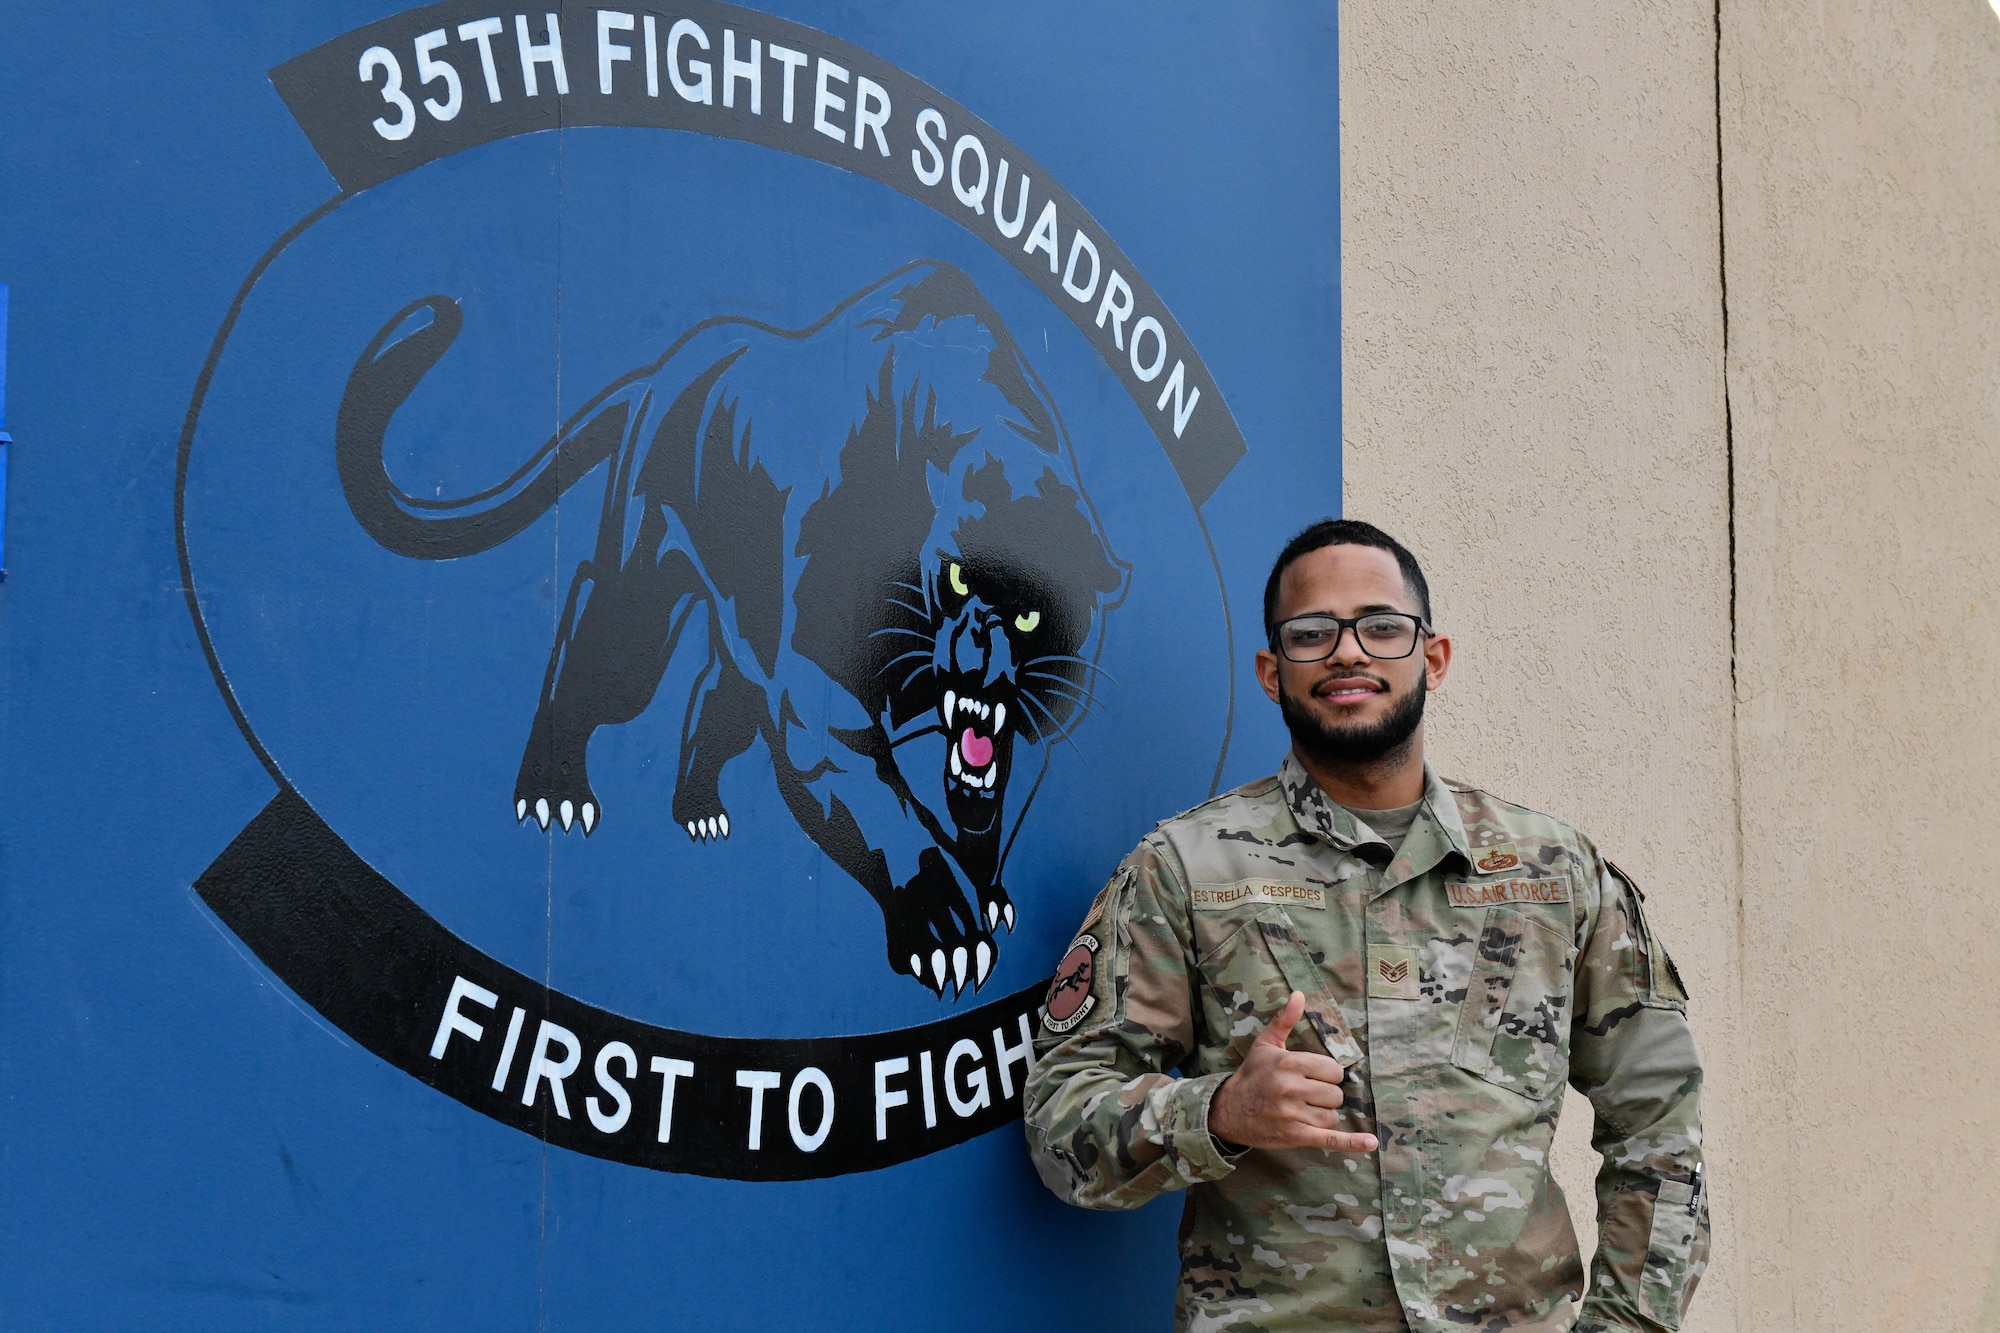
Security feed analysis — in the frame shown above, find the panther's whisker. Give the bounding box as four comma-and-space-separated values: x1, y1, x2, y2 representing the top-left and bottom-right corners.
888, 579, 928, 596
1017, 691, 1086, 757
877, 648, 935, 677
897, 661, 937, 693
1026, 654, 1119, 685
1029, 689, 1101, 727
884, 596, 932, 619
869, 626, 934, 641
1023, 671, 1109, 710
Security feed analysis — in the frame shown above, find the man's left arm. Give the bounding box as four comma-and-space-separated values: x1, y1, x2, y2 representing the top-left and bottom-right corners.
1569, 853, 1710, 1333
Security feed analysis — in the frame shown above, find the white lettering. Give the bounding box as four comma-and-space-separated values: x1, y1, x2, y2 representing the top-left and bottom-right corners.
787, 1067, 835, 1152
596, 11, 633, 95
456, 18, 505, 104
359, 46, 416, 142
1095, 270, 1135, 350
643, 14, 658, 97
585, 1040, 636, 1133
649, 1056, 694, 1143
520, 1019, 582, 1118
429, 975, 497, 1059
667, 19, 712, 104
736, 1068, 782, 1149
945, 1037, 991, 1117
490, 1005, 526, 1091
813, 58, 849, 142
874, 1055, 910, 1141
414, 30, 464, 121
1022, 200, 1060, 273
918, 1048, 938, 1129
722, 29, 760, 112
513, 13, 568, 97
992, 1013, 1034, 1101
992, 160, 1030, 238
769, 44, 807, 123
1155, 360, 1201, 437
1059, 227, 1099, 298
951, 134, 989, 214
911, 107, 946, 185
1129, 315, 1167, 382
852, 75, 890, 155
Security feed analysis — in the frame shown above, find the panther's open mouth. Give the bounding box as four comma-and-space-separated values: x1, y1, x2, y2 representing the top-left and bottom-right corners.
941, 688, 1007, 799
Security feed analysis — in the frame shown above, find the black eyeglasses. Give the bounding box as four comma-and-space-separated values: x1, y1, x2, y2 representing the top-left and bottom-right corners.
1270, 613, 1430, 663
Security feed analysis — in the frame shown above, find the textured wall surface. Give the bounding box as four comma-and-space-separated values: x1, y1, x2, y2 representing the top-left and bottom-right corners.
1343, 1, 2000, 1329
1724, 3, 2000, 1330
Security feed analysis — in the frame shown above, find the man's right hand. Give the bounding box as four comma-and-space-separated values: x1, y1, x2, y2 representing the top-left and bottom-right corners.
1208, 991, 1379, 1154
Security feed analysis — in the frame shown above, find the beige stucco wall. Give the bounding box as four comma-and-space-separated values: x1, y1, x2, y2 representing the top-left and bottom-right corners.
1340, 1, 2000, 1328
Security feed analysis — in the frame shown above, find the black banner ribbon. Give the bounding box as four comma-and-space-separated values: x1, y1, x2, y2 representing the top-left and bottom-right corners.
197, 789, 1049, 1180
268, 0, 1246, 505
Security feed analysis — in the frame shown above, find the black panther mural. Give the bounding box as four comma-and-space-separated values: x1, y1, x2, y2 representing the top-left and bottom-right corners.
336, 262, 1128, 997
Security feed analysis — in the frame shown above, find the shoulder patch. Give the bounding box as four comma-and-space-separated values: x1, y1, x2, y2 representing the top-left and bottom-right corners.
1077, 883, 1111, 935
1041, 934, 1100, 1033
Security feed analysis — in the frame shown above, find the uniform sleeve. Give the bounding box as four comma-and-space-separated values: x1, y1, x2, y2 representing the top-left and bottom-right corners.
1021, 838, 1241, 1210
1570, 854, 1710, 1333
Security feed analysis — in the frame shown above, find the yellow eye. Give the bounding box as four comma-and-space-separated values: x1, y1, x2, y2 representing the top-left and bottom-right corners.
1014, 610, 1040, 633
948, 563, 969, 596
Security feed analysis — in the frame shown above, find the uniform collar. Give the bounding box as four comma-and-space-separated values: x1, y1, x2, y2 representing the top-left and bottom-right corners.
1276, 750, 1472, 892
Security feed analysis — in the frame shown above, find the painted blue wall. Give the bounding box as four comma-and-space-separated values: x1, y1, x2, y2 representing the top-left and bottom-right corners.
0, 3, 1338, 1327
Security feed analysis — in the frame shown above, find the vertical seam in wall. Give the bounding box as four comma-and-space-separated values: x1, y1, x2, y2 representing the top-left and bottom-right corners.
1714, 5, 1758, 1329
1713, 0, 1743, 974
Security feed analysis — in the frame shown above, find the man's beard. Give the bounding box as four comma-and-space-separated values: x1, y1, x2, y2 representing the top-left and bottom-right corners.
1278, 671, 1427, 768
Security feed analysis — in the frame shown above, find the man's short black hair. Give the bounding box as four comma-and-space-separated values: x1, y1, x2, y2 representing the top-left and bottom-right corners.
1262, 519, 1432, 638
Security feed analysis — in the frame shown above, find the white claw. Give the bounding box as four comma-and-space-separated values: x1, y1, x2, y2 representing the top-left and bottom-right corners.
1002, 902, 1015, 931
686, 821, 699, 839
945, 690, 957, 725
931, 949, 947, 990
952, 946, 968, 991
987, 900, 1000, 929
718, 812, 730, 838
993, 702, 1006, 734
535, 798, 550, 830
910, 953, 923, 978
516, 798, 528, 822
580, 803, 596, 834
975, 940, 992, 984
559, 800, 574, 831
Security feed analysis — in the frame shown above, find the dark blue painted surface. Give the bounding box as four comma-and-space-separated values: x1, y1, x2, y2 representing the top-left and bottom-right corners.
0, 3, 1338, 1327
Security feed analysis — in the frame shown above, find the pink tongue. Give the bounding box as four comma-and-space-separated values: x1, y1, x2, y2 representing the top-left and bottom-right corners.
960, 728, 994, 768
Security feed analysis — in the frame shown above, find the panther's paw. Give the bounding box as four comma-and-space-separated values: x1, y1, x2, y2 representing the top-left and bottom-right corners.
886, 849, 997, 1000
978, 883, 1017, 935
681, 809, 732, 843
514, 781, 600, 835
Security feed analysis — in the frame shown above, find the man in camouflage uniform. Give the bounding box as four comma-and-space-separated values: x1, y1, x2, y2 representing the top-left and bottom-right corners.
1024, 519, 1706, 1332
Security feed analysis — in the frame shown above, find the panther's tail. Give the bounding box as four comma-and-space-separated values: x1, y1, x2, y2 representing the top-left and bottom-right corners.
335, 295, 629, 560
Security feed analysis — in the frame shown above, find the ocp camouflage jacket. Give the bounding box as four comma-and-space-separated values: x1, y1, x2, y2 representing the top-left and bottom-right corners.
1023, 755, 1707, 1332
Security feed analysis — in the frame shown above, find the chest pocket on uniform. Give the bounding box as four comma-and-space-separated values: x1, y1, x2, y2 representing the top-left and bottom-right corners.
1450, 905, 1575, 1101
1192, 908, 1360, 1067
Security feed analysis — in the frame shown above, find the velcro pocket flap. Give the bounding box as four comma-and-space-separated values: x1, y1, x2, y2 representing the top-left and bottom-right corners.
1256, 909, 1361, 1065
